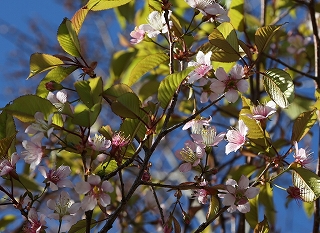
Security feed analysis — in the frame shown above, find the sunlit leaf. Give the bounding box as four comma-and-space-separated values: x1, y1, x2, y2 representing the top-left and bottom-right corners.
228, 0, 244, 31
69, 219, 97, 233
200, 42, 241, 62
263, 68, 294, 108
255, 25, 282, 53
208, 22, 239, 54
28, 53, 63, 79
0, 215, 15, 231
129, 53, 169, 86
102, 83, 134, 101
0, 109, 16, 156
71, 6, 90, 34
291, 167, 320, 202
111, 92, 142, 119
72, 103, 101, 127
245, 195, 258, 228
207, 196, 219, 220
36, 66, 77, 98
258, 184, 275, 225
0, 134, 17, 160
254, 216, 269, 233
158, 68, 193, 108
148, 0, 162, 12
120, 118, 147, 141
291, 109, 317, 142
57, 18, 81, 57
86, 0, 133, 11
4, 95, 61, 125
74, 77, 103, 108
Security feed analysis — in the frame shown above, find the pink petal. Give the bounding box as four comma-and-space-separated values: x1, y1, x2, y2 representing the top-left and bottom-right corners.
210, 79, 225, 94
225, 89, 239, 103
222, 193, 235, 206
75, 181, 91, 194
99, 193, 111, 207
237, 79, 249, 93
81, 196, 96, 211
245, 187, 260, 199
226, 179, 237, 186
238, 175, 249, 189
215, 67, 228, 81
101, 180, 113, 192
225, 142, 241, 155
179, 163, 192, 172
238, 120, 248, 137
88, 175, 101, 185
237, 202, 250, 213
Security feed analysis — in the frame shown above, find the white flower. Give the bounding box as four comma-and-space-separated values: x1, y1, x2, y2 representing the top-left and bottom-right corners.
24, 208, 46, 233
175, 141, 204, 172
293, 141, 313, 169
140, 11, 172, 38
39, 165, 73, 191
191, 126, 226, 147
218, 175, 259, 213
0, 152, 19, 176
187, 51, 213, 83
22, 133, 44, 171
247, 101, 277, 121
47, 90, 68, 111
25, 112, 54, 138
225, 120, 248, 155
88, 134, 111, 152
182, 116, 211, 134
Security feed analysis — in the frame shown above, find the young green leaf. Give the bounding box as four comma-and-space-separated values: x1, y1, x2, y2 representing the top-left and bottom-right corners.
36, 66, 77, 98
129, 53, 169, 86
86, 0, 133, 11
28, 53, 63, 79
291, 167, 320, 202
74, 77, 103, 108
57, 18, 81, 57
111, 92, 142, 119
255, 25, 282, 53
245, 196, 259, 229
102, 83, 134, 101
291, 109, 317, 142
158, 68, 193, 109
228, 0, 244, 31
200, 42, 242, 62
120, 118, 147, 141
207, 196, 220, 220
208, 22, 239, 54
72, 103, 101, 127
0, 134, 17, 160
68, 219, 97, 233
71, 6, 90, 34
263, 68, 294, 108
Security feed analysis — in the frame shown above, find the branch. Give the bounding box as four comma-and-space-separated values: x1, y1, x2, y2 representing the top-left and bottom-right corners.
194, 206, 228, 233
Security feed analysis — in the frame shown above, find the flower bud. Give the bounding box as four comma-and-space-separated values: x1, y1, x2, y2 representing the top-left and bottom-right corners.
45, 81, 63, 91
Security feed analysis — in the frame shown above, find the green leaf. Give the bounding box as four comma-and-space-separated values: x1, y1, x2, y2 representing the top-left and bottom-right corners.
148, 0, 162, 12
258, 184, 275, 225
207, 196, 219, 220
0, 134, 17, 160
120, 118, 147, 141
291, 167, 320, 202
263, 68, 294, 108
102, 83, 134, 101
208, 22, 239, 54
69, 219, 97, 233
111, 92, 142, 119
303, 202, 314, 218
0, 109, 17, 156
57, 18, 81, 57
158, 68, 193, 109
36, 66, 77, 98
255, 25, 282, 53
200, 42, 241, 62
245, 195, 258, 228
74, 77, 103, 108
228, 0, 244, 31
71, 6, 90, 34
4, 95, 61, 124
229, 164, 257, 182
28, 53, 63, 79
0, 215, 15, 231
254, 216, 269, 233
291, 109, 317, 142
72, 103, 101, 127
129, 53, 169, 86
86, 0, 133, 11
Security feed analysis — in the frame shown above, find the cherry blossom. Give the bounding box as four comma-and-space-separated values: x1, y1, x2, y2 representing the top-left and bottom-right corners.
39, 165, 73, 191
25, 112, 54, 138
47, 191, 81, 221
47, 90, 68, 112
139, 11, 172, 38
23, 208, 46, 233
182, 116, 211, 134
21, 133, 45, 171
191, 126, 225, 148
247, 101, 277, 121
210, 64, 249, 103
0, 152, 19, 177
74, 175, 114, 211
187, 51, 213, 84
218, 175, 259, 213
286, 185, 303, 205
185, 0, 230, 23
293, 141, 313, 169
88, 134, 111, 152
192, 179, 209, 204
130, 26, 145, 44
225, 120, 248, 155
175, 140, 204, 172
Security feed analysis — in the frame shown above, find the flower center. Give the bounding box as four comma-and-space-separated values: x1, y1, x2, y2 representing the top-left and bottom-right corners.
180, 147, 197, 163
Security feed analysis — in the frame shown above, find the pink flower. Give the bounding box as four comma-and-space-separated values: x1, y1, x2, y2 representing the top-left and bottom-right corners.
23, 208, 46, 233
191, 126, 225, 147
225, 120, 248, 155
187, 51, 213, 83
185, 0, 230, 23
247, 101, 277, 121
192, 180, 209, 204
218, 175, 259, 213
88, 134, 111, 151
286, 186, 303, 205
287, 34, 311, 55
74, 175, 114, 211
130, 26, 145, 44
210, 65, 249, 103
39, 165, 73, 191
293, 141, 313, 169
47, 191, 81, 221
182, 117, 211, 134
175, 141, 204, 172
0, 152, 19, 177
21, 133, 45, 171
111, 132, 130, 148
139, 11, 172, 38
25, 112, 54, 138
